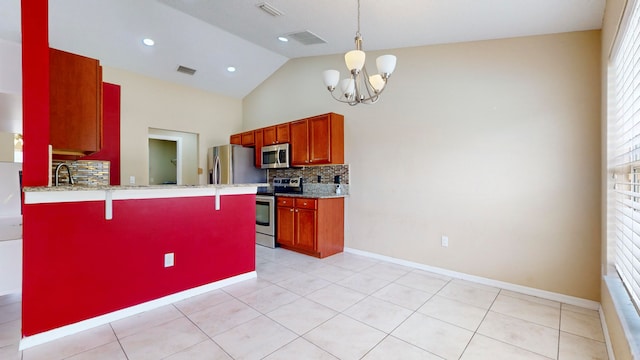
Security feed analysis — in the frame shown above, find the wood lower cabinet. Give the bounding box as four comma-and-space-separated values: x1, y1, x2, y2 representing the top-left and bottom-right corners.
49, 48, 102, 156
276, 196, 344, 258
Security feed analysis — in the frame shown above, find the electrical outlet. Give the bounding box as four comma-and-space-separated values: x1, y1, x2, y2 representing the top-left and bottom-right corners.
129, 176, 135, 184
441, 235, 449, 247
164, 253, 174, 267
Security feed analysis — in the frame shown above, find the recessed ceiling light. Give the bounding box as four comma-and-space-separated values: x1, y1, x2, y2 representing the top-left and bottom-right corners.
227, 66, 236, 73
278, 36, 288, 42
142, 38, 155, 46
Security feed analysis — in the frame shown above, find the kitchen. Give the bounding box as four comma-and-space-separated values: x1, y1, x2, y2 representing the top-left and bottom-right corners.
0, 0, 616, 358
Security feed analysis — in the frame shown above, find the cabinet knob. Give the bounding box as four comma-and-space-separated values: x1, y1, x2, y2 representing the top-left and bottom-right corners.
303, 202, 307, 205
295, 209, 298, 212
290, 209, 294, 212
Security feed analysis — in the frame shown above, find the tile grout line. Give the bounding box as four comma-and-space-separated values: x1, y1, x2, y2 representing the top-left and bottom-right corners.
172, 303, 237, 360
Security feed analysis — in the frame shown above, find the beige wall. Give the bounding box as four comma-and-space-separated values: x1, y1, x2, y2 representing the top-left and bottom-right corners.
243, 31, 602, 300
102, 67, 243, 185
601, 0, 631, 358
0, 132, 14, 162
148, 128, 199, 185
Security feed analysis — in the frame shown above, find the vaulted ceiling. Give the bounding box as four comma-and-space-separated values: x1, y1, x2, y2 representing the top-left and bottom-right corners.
1, 0, 606, 100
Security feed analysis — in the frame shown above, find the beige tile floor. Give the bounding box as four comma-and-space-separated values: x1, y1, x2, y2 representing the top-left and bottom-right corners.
0, 246, 608, 359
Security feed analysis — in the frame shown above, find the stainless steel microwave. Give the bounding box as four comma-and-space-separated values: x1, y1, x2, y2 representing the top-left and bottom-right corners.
261, 143, 289, 169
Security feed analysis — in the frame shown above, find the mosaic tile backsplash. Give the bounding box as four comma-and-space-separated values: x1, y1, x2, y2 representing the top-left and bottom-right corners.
268, 164, 350, 196
52, 160, 110, 186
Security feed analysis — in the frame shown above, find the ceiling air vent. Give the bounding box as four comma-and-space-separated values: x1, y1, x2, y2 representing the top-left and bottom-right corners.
256, 2, 284, 17
176, 65, 196, 76
287, 30, 327, 45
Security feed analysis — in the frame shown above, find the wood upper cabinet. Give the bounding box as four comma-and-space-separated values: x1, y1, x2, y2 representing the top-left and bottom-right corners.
290, 119, 309, 165
254, 128, 263, 168
263, 124, 291, 146
290, 113, 344, 166
49, 48, 102, 156
241, 131, 255, 146
230, 131, 255, 146
230, 133, 241, 145
276, 196, 344, 258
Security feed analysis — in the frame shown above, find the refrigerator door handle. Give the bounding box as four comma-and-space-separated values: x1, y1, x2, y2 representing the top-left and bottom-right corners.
214, 156, 221, 184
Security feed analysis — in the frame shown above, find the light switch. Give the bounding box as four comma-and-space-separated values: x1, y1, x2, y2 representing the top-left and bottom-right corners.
129, 176, 136, 184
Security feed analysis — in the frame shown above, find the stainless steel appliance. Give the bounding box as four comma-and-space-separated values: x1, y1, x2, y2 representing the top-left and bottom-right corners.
256, 195, 275, 248
207, 144, 266, 184
261, 143, 290, 169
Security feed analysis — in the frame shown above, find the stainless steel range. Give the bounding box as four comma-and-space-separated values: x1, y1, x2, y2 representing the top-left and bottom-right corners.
255, 177, 303, 248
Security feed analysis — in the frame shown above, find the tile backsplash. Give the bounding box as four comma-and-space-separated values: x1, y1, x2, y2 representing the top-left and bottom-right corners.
268, 164, 350, 196
52, 160, 110, 186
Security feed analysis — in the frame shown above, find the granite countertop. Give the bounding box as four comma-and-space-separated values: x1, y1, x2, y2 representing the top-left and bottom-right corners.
275, 193, 348, 199
24, 183, 269, 192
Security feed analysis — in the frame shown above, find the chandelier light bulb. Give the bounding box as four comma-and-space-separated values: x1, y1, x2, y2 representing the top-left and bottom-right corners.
323, 70, 340, 90
340, 78, 355, 97
376, 55, 397, 77
369, 74, 385, 92
345, 50, 366, 72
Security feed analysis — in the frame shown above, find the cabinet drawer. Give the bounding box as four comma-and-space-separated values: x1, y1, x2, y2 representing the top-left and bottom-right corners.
295, 198, 317, 210
277, 198, 294, 207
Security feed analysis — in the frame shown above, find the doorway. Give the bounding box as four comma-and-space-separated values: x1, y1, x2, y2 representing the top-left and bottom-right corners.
148, 136, 181, 185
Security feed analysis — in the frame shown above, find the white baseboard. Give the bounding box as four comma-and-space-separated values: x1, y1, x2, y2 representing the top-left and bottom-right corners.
0, 288, 21, 297
344, 247, 600, 310
19, 271, 257, 350
600, 304, 616, 360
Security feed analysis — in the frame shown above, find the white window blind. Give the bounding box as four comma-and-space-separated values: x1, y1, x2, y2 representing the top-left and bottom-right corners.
611, 0, 640, 308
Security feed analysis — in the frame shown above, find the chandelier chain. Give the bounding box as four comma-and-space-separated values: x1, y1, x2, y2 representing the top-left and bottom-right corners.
356, 0, 361, 37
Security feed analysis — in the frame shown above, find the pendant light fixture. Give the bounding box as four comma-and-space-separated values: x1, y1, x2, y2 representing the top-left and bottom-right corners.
322, 0, 397, 105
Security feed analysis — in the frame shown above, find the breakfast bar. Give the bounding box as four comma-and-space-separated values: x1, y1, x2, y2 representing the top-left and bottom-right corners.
20, 184, 263, 347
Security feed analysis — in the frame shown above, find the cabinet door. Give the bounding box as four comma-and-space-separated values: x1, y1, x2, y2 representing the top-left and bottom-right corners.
308, 115, 331, 164
263, 126, 276, 145
290, 119, 309, 165
254, 129, 263, 168
241, 131, 255, 146
295, 208, 316, 251
50, 48, 102, 155
276, 123, 290, 143
230, 134, 242, 145
277, 206, 295, 246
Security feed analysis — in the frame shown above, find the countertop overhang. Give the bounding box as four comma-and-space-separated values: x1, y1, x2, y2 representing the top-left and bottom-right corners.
24, 183, 268, 205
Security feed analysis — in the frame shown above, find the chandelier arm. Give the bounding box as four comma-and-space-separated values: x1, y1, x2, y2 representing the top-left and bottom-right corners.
328, 89, 359, 105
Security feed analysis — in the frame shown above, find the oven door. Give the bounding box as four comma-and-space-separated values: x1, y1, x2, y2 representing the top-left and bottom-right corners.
256, 195, 275, 248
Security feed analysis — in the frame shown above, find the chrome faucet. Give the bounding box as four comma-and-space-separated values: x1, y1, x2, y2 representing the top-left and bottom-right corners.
54, 163, 74, 186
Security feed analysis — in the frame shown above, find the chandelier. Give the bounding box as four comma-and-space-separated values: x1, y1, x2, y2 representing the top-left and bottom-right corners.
322, 0, 397, 105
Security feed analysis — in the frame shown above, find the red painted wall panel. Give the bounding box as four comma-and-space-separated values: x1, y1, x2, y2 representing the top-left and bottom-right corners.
22, 194, 256, 336
83, 83, 121, 185
21, 0, 50, 186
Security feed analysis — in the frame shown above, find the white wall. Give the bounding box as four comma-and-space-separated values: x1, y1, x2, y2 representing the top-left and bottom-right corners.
243, 31, 602, 301
0, 39, 21, 94
0, 239, 22, 295
0, 162, 22, 217
102, 67, 243, 185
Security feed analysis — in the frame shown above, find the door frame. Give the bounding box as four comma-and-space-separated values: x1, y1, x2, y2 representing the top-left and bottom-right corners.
148, 134, 182, 185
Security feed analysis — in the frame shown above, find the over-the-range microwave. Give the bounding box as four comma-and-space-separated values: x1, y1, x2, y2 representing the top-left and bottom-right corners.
261, 143, 289, 169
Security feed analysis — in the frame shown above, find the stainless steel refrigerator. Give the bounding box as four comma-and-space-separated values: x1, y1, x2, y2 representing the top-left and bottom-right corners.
207, 144, 266, 184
